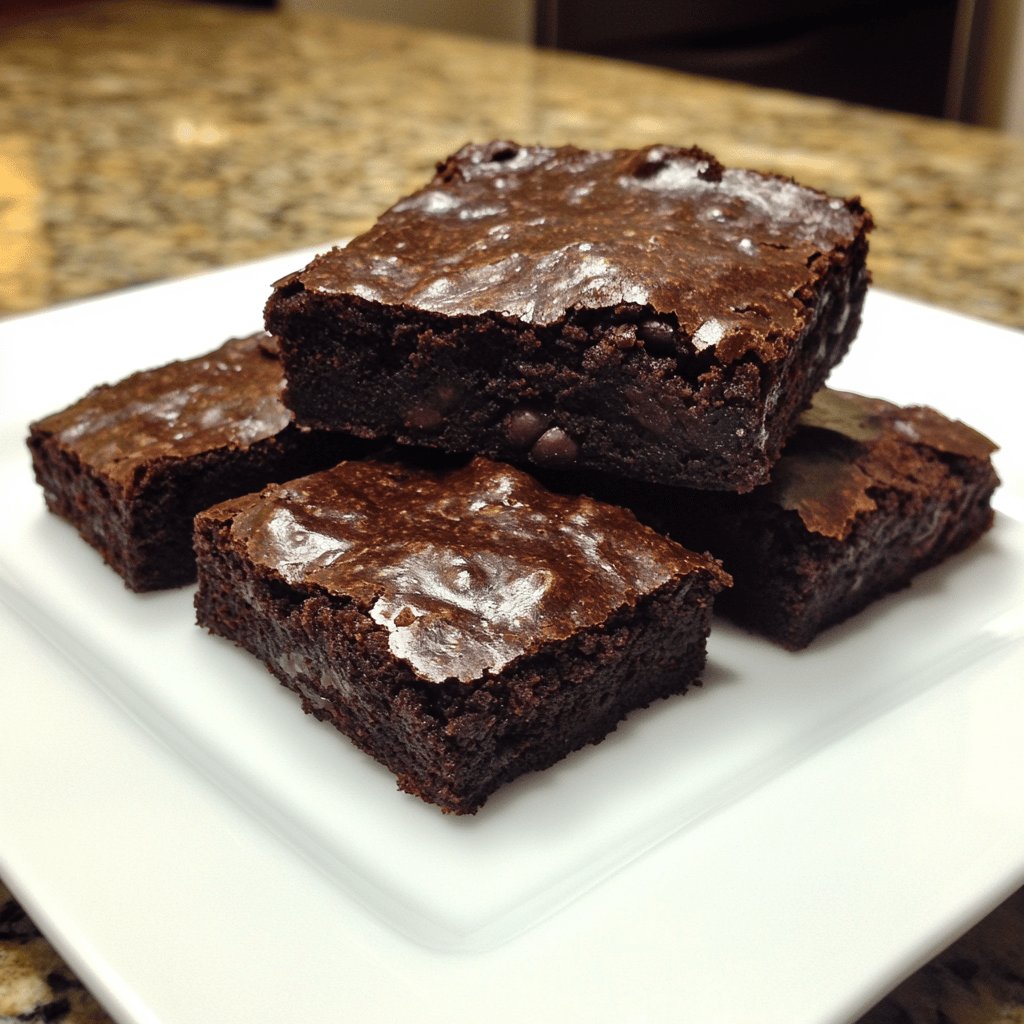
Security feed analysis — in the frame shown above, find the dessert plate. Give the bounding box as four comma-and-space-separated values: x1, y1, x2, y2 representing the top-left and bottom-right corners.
2, 250, 1023, 1024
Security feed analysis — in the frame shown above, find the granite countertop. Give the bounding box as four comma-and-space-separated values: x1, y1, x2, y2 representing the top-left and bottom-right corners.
1, 3, 1023, 1022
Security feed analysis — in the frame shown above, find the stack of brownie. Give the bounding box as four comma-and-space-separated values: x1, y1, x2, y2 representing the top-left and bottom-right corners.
28, 141, 999, 814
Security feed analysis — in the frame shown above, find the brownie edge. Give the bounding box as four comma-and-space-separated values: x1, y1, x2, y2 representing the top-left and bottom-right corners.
194, 457, 730, 813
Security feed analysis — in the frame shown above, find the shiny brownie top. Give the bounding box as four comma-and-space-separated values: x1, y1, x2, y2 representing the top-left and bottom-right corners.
210, 456, 728, 685
286, 141, 870, 361
30, 333, 292, 488
769, 388, 998, 540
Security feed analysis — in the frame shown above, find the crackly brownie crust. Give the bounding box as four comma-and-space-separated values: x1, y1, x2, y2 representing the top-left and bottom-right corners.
611, 389, 999, 648
194, 457, 729, 813
27, 333, 368, 591
266, 141, 872, 491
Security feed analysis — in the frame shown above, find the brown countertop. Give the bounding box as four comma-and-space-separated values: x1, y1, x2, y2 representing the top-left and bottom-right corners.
1, 3, 1023, 1023
1, 1, 1023, 326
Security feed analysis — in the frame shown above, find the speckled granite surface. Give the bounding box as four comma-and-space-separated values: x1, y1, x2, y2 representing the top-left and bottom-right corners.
0, 4, 1022, 1023
1, 1, 1023, 326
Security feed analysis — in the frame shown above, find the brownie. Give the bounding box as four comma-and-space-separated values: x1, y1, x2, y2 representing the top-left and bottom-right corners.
265, 140, 872, 492
193, 456, 730, 814
27, 333, 369, 591
614, 389, 999, 649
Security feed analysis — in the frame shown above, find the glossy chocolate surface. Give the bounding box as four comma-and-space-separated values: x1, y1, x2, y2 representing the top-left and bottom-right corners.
32, 333, 291, 488
293, 141, 869, 361
223, 457, 723, 684
770, 388, 998, 539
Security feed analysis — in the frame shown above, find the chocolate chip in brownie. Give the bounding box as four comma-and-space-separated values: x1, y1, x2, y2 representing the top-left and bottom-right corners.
531, 426, 579, 467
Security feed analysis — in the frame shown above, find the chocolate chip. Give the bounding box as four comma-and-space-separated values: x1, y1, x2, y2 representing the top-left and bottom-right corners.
506, 409, 550, 448
637, 319, 676, 354
531, 427, 579, 467
624, 386, 672, 437
404, 384, 461, 433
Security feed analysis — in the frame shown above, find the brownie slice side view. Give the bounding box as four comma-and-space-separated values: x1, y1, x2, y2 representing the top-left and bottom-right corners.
27, 333, 369, 591
266, 141, 872, 492
194, 457, 730, 814
623, 388, 1000, 649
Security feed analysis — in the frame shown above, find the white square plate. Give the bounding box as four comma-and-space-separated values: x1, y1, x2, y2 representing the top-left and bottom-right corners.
2, 250, 1023, 1024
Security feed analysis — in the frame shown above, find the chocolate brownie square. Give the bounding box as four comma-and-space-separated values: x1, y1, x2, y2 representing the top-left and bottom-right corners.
27, 333, 369, 591
193, 457, 730, 813
265, 141, 871, 491
621, 389, 999, 649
